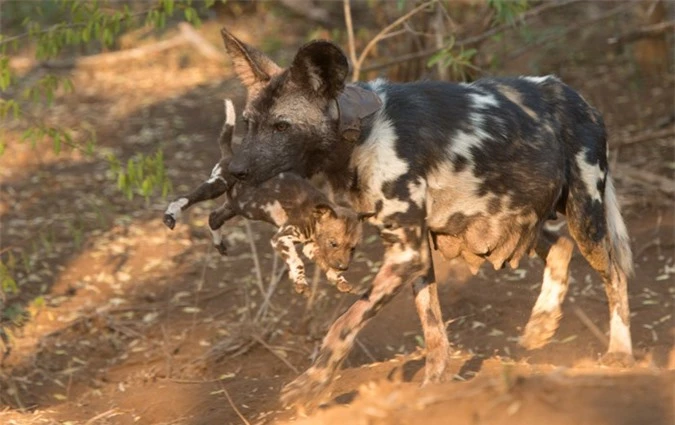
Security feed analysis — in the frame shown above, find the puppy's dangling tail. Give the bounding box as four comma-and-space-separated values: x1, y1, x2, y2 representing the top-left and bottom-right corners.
218, 99, 236, 159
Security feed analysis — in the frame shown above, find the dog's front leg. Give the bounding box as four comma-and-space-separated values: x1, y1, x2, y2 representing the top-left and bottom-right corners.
163, 164, 229, 229
271, 226, 308, 295
280, 224, 430, 407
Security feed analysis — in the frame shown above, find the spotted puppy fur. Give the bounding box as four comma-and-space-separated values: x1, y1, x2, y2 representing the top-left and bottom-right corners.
219, 29, 635, 407
164, 100, 367, 294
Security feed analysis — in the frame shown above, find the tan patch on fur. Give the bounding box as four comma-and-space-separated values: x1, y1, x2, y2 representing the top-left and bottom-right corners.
426, 163, 489, 230
497, 84, 537, 119
262, 201, 289, 226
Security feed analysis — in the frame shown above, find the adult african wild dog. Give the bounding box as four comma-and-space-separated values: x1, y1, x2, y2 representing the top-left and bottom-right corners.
219, 29, 634, 405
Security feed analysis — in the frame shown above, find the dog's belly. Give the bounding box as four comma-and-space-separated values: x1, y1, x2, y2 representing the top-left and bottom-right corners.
425, 161, 555, 272
430, 212, 541, 274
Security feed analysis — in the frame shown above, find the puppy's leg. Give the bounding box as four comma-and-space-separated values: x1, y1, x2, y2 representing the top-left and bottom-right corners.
272, 226, 308, 294
163, 165, 228, 229
208, 201, 236, 255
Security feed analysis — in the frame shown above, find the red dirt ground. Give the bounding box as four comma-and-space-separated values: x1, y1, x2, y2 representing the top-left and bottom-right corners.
1, 9, 673, 425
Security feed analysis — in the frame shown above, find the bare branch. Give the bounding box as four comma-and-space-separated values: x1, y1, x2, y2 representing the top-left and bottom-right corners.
352, 0, 437, 81
343, 0, 358, 70
608, 20, 675, 45
360, 0, 585, 74
616, 127, 675, 148
505, 3, 634, 63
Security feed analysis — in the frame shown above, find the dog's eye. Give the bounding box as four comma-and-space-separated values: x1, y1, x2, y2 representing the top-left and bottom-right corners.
274, 121, 289, 132
329, 240, 338, 248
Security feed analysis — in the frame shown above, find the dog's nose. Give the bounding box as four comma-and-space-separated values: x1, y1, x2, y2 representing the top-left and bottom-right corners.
228, 162, 249, 181
334, 263, 349, 271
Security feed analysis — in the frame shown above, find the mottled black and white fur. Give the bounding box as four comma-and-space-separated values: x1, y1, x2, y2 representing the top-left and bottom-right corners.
219, 29, 634, 406
163, 100, 368, 294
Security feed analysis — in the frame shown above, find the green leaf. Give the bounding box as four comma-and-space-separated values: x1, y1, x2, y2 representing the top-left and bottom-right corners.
53, 131, 61, 154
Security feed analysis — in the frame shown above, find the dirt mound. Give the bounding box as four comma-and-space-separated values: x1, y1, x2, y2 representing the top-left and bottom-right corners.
287, 367, 675, 425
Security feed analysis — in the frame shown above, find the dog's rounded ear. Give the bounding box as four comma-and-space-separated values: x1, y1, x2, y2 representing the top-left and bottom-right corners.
312, 203, 337, 220
290, 41, 349, 99
221, 28, 281, 90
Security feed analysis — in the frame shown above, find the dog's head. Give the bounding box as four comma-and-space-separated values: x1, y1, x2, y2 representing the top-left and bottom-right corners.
312, 205, 371, 272
220, 29, 381, 184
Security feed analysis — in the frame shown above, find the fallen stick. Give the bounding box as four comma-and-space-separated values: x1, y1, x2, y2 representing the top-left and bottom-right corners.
221, 386, 251, 425
615, 127, 675, 148
614, 164, 675, 195
572, 306, 609, 348
608, 20, 675, 45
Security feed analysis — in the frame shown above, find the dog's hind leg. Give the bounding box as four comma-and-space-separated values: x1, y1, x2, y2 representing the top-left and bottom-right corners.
280, 224, 432, 407
412, 274, 450, 384
520, 230, 574, 350
567, 173, 634, 366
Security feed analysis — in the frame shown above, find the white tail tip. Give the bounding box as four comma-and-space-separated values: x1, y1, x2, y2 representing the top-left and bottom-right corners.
224, 99, 235, 126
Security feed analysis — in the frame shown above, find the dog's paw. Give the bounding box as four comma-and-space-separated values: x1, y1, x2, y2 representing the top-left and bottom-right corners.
600, 351, 635, 368
163, 214, 176, 230
214, 242, 228, 256
280, 372, 329, 408
294, 281, 310, 296
519, 309, 562, 350
335, 279, 353, 293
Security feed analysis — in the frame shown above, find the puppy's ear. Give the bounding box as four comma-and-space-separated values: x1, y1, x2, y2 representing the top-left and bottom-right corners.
220, 28, 281, 94
289, 41, 349, 99
312, 203, 337, 220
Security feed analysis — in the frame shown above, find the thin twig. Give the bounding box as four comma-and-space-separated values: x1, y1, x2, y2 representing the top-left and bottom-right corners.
343, 0, 358, 68
572, 307, 609, 348
304, 264, 323, 316
254, 262, 286, 323
360, 0, 585, 73
355, 338, 377, 363
505, 3, 632, 63
84, 409, 122, 425
244, 220, 266, 295
608, 20, 675, 45
352, 0, 437, 81
221, 386, 251, 425
615, 164, 675, 195
616, 127, 675, 148
251, 334, 299, 374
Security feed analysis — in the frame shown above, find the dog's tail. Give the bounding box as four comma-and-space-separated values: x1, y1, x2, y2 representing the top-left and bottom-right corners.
218, 99, 236, 159
605, 175, 633, 277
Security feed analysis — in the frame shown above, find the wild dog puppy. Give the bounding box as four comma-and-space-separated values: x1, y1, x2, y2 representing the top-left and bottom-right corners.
219, 29, 635, 407
163, 100, 237, 231
163, 99, 367, 294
